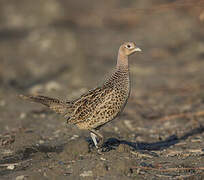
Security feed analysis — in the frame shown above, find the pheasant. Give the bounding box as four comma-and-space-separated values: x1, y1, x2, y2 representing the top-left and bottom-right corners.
20, 42, 141, 148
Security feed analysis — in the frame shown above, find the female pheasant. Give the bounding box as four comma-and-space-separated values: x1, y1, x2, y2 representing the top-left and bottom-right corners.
20, 42, 141, 148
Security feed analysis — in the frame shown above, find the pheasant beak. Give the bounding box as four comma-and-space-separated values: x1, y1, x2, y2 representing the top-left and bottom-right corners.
134, 47, 142, 52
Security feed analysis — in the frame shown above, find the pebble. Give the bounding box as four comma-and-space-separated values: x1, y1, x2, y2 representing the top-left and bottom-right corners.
45, 81, 61, 91
80, 171, 93, 177
16, 175, 25, 180
0, 100, 5, 106
20, 112, 27, 119
100, 157, 106, 161
70, 134, 79, 140
114, 126, 119, 132
7, 164, 15, 170
39, 140, 44, 144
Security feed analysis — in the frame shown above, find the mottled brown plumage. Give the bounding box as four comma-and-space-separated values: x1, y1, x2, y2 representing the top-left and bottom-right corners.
20, 42, 141, 148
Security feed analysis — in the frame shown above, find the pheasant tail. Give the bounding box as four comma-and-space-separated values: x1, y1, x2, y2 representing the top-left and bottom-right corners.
19, 94, 70, 115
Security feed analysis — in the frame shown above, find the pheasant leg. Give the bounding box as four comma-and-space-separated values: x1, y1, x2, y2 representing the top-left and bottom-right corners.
90, 132, 98, 148
89, 129, 104, 148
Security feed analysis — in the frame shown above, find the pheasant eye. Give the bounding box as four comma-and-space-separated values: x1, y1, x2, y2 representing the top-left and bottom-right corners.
126, 44, 131, 48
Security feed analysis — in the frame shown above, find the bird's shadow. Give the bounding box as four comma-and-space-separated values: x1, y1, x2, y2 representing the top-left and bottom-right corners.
97, 125, 204, 152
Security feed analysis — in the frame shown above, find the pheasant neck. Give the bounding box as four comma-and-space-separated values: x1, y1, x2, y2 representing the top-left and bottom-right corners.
116, 52, 129, 70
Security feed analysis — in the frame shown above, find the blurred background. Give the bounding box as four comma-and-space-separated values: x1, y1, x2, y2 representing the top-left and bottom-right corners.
1, 0, 204, 123
0, 0, 204, 179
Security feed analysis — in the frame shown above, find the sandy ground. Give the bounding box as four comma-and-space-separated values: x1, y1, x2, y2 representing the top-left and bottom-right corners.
1, 0, 204, 179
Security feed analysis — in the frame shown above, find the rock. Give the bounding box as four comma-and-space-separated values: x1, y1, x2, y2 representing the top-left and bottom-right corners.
45, 81, 61, 91
20, 112, 27, 119
7, 164, 15, 170
0, 100, 5, 107
16, 175, 25, 180
80, 171, 93, 177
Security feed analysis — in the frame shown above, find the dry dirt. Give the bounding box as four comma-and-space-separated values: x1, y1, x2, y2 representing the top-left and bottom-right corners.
1, 0, 204, 179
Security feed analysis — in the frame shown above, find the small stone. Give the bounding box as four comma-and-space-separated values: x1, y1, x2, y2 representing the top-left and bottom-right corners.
39, 140, 44, 144
114, 126, 119, 132
16, 175, 25, 180
0, 100, 5, 106
100, 157, 106, 161
70, 134, 79, 140
80, 171, 93, 177
45, 81, 61, 91
7, 164, 15, 170
20, 112, 26, 119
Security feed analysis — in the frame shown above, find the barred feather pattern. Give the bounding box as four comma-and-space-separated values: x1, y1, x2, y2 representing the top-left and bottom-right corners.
66, 66, 130, 129
20, 66, 130, 130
